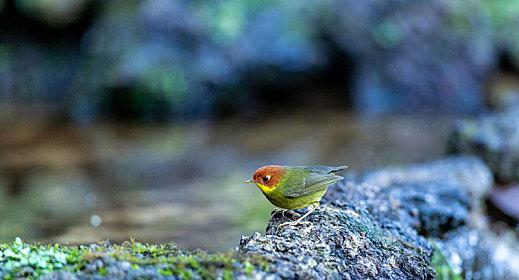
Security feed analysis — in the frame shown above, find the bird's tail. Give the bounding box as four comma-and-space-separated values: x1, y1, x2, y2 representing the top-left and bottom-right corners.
332, 166, 349, 172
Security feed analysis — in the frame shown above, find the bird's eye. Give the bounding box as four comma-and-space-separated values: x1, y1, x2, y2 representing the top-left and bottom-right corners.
262, 175, 271, 182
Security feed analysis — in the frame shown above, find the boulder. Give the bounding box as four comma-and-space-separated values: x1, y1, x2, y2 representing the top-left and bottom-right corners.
238, 157, 517, 279
448, 106, 519, 184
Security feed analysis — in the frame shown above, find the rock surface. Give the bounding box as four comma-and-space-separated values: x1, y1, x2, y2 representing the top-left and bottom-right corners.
448, 106, 519, 184
437, 227, 519, 280
488, 185, 519, 225
238, 157, 518, 279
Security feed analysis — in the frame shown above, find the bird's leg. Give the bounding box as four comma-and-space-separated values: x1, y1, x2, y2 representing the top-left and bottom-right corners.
294, 203, 319, 223
290, 211, 302, 219
272, 208, 287, 218
272, 208, 301, 219
278, 202, 319, 228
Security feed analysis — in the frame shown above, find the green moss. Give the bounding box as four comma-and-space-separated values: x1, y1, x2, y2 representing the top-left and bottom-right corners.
158, 267, 173, 276
243, 260, 254, 275
106, 241, 269, 279
0, 238, 270, 279
431, 243, 462, 280
98, 266, 107, 276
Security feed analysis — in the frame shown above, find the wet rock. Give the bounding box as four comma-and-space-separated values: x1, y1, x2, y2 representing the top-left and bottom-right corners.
322, 179, 469, 240
448, 106, 519, 184
361, 156, 493, 234
436, 227, 519, 280
360, 157, 517, 280
382, 181, 469, 237
361, 156, 493, 201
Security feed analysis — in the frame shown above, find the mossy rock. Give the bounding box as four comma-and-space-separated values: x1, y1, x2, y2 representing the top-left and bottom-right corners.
0, 238, 269, 279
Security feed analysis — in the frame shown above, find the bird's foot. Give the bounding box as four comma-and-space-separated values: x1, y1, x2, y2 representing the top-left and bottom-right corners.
277, 203, 319, 229
271, 209, 301, 220
277, 220, 312, 228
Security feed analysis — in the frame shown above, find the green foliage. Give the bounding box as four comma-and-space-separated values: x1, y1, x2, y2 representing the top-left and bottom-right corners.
196, 0, 276, 44
431, 243, 462, 280
484, 0, 519, 63
0, 238, 269, 279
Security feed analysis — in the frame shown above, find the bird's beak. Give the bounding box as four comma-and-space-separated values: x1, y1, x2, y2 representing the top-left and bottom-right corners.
244, 179, 254, 184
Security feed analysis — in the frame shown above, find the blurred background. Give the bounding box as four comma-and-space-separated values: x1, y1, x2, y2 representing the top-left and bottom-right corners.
0, 0, 518, 251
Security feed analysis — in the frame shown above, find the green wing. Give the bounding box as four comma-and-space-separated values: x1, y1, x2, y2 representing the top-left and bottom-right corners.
283, 166, 345, 198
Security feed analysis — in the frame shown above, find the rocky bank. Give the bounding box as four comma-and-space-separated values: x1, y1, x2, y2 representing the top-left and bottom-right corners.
2, 156, 518, 279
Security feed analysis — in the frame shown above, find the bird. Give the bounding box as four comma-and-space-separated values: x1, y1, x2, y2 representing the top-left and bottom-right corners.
245, 165, 348, 227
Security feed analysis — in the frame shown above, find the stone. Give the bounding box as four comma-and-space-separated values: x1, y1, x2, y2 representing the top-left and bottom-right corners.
238, 156, 517, 279
448, 106, 519, 184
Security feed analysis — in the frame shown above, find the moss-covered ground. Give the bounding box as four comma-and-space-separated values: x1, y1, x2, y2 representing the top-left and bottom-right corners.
0, 237, 269, 279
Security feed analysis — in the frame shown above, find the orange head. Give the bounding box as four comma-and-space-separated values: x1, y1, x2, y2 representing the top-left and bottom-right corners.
246, 165, 285, 189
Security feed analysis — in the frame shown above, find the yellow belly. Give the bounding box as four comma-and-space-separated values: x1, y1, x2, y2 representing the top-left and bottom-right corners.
257, 183, 327, 209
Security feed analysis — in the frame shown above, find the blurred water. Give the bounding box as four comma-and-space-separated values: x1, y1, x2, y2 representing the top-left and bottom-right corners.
0, 110, 454, 251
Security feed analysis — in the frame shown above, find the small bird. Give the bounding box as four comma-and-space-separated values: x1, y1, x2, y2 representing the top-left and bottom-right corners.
245, 165, 348, 227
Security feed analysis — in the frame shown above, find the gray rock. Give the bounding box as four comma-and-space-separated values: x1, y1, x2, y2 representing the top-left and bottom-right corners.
361, 156, 493, 201
448, 106, 519, 184
488, 185, 519, 224
382, 181, 469, 238
240, 202, 434, 279
238, 156, 517, 279
436, 227, 519, 280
